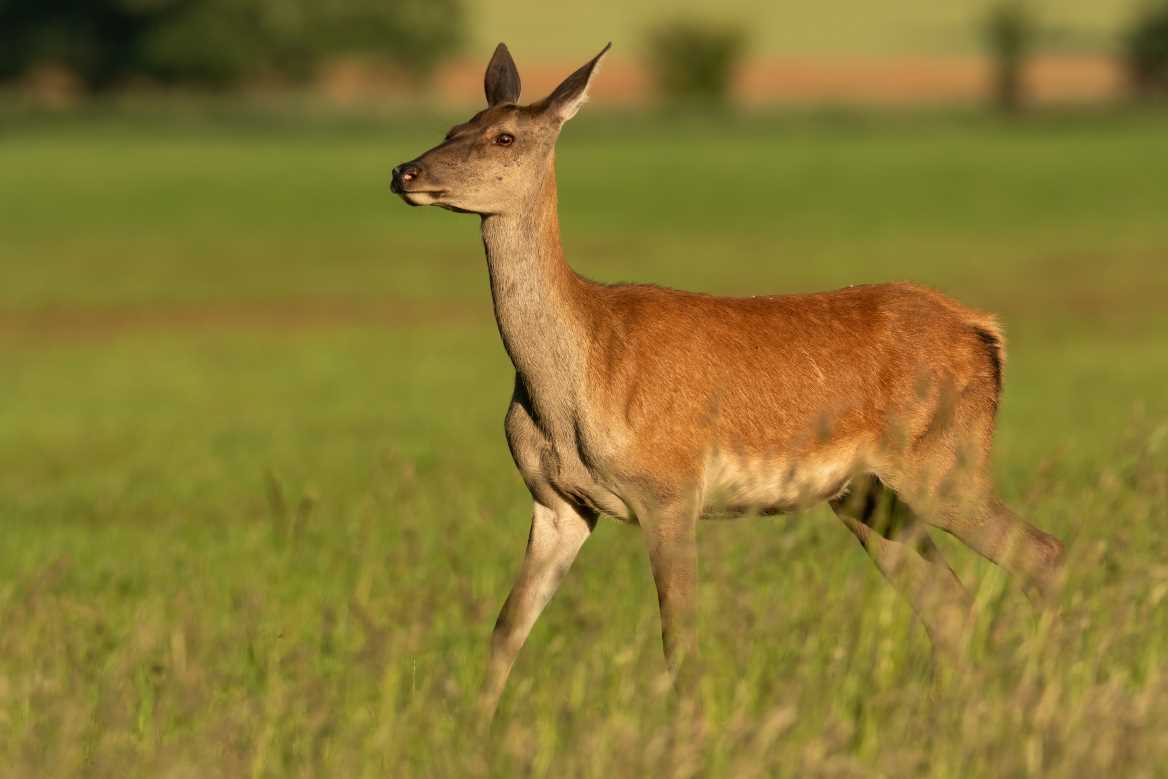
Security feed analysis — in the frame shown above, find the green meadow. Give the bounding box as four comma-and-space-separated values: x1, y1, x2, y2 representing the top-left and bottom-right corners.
2, 108, 1167, 776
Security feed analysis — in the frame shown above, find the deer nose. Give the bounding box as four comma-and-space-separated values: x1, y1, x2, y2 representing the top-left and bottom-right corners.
391, 163, 422, 193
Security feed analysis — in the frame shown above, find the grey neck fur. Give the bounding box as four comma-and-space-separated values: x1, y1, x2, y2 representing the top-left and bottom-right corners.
480, 169, 588, 424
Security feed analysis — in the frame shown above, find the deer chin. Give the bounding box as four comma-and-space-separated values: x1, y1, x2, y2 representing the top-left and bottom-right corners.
399, 190, 448, 207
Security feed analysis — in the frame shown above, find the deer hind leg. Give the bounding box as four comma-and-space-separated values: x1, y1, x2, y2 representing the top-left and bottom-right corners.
479, 496, 596, 721
882, 394, 1065, 603
906, 487, 1065, 603
832, 474, 973, 659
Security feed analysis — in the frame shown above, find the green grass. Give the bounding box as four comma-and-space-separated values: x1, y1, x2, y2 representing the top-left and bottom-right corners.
1, 108, 1167, 776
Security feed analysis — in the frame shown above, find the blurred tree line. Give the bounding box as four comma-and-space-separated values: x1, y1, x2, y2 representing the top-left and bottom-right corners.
3, 0, 1167, 105
1127, 1, 1168, 96
0, 0, 464, 90
981, 0, 1168, 113
640, 2, 1168, 112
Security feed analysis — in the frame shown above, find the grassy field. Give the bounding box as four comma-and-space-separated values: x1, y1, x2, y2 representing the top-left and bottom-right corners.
2, 108, 1168, 777
468, 0, 1147, 58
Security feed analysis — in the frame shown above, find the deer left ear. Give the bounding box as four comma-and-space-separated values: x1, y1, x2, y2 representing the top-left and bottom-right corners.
484, 43, 521, 106
539, 43, 611, 124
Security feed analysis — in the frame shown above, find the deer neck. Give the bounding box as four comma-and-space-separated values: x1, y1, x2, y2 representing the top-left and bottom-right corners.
480, 167, 590, 415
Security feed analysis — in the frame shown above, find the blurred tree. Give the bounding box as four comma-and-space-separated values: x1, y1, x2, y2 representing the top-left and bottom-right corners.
316, 0, 464, 83
0, 0, 173, 89
982, 1, 1036, 114
137, 0, 316, 86
0, 0, 464, 90
141, 0, 464, 87
1124, 1, 1168, 97
645, 18, 747, 106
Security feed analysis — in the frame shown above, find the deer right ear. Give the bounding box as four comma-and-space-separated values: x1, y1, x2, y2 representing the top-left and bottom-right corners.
484, 43, 521, 106
539, 43, 611, 124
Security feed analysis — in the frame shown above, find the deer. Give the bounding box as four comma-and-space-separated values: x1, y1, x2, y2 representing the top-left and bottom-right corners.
390, 43, 1065, 719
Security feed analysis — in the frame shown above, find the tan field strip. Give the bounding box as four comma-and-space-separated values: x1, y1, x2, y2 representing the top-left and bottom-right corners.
422, 55, 1123, 106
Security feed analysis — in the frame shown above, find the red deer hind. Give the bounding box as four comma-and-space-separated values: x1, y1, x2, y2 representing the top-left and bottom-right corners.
390, 43, 1065, 719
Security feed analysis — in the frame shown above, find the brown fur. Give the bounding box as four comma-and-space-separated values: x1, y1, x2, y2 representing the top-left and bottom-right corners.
390, 43, 1066, 720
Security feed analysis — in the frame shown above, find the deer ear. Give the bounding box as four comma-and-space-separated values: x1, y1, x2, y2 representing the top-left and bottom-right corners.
484, 43, 521, 106
540, 43, 611, 123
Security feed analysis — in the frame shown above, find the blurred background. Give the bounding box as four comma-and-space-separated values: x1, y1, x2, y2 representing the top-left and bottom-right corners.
3, 0, 1168, 106
3, 0, 1168, 107
2, 1, 1168, 776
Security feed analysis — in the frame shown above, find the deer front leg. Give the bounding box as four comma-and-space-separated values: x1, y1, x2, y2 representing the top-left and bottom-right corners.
479, 497, 596, 721
642, 501, 701, 698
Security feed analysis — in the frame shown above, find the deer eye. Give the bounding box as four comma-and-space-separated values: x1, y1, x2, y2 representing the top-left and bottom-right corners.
494, 132, 515, 147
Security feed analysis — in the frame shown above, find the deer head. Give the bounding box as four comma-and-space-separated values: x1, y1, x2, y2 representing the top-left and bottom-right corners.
390, 43, 610, 216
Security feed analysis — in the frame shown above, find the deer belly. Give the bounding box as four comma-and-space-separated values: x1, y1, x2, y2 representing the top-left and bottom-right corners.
701, 453, 853, 518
